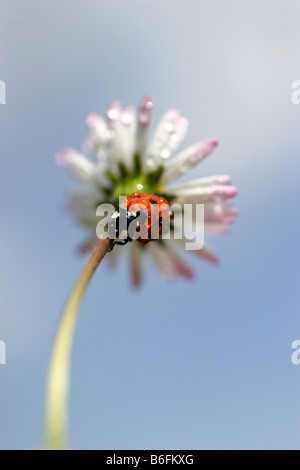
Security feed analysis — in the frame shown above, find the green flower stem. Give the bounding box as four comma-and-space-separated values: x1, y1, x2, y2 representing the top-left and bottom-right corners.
45, 236, 113, 450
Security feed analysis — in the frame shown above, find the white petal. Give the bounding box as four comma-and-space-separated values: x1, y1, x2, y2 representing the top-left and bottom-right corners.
168, 174, 231, 192
82, 113, 109, 156
109, 106, 136, 169
135, 96, 154, 160
162, 139, 218, 184
55, 148, 96, 182
174, 184, 237, 203
146, 109, 188, 169
106, 100, 122, 127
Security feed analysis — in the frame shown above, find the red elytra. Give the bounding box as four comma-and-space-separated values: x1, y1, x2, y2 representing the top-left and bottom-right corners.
123, 192, 170, 244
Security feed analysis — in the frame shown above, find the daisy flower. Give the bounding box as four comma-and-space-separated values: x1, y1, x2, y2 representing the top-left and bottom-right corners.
56, 96, 237, 286
46, 99, 238, 449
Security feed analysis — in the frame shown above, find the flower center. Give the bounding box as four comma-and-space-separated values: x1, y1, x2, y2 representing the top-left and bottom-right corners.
104, 153, 166, 206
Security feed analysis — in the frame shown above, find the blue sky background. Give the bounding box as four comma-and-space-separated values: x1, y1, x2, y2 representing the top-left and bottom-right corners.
0, 0, 299, 450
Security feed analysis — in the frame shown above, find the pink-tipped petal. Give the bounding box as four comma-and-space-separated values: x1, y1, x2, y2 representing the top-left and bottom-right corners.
55, 148, 95, 181
138, 96, 154, 125
169, 175, 232, 192
174, 258, 195, 280
148, 243, 177, 280
164, 243, 195, 281
163, 139, 218, 184
82, 113, 109, 155
121, 106, 135, 126
204, 223, 230, 235
147, 109, 189, 167
86, 112, 104, 130
106, 100, 122, 126
109, 106, 136, 168
175, 184, 237, 204
193, 246, 220, 265
204, 203, 238, 224
136, 96, 154, 159
172, 238, 220, 266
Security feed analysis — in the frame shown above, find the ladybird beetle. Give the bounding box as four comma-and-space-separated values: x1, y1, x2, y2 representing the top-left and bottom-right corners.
108, 193, 170, 251
124, 192, 170, 244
